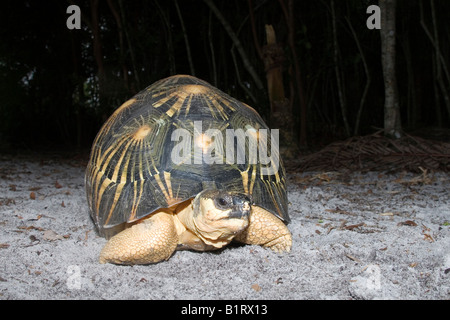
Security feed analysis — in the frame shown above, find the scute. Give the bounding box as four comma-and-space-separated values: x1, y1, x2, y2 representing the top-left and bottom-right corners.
86, 75, 289, 238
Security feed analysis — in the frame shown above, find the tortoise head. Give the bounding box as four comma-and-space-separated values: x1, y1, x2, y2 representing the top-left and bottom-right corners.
182, 189, 251, 248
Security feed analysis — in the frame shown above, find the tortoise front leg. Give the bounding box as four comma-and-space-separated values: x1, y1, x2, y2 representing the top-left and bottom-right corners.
99, 212, 178, 265
234, 206, 292, 252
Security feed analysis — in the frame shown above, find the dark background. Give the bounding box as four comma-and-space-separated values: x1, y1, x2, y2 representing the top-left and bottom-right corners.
1, 0, 449, 154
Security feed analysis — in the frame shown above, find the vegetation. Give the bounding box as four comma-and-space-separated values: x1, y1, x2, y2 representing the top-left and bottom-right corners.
1, 0, 449, 151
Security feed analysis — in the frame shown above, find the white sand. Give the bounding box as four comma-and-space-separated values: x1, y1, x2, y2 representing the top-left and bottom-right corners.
0, 155, 449, 300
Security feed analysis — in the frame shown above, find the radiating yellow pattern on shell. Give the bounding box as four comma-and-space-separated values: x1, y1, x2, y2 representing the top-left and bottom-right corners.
151, 83, 235, 120
85, 75, 289, 237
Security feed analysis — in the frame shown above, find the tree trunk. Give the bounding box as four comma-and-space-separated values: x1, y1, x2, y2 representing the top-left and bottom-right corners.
420, 0, 450, 124
70, 30, 84, 149
107, 0, 130, 92
90, 0, 104, 79
203, 0, 264, 90
279, 0, 307, 147
346, 17, 371, 136
247, 0, 263, 61
90, 0, 107, 118
207, 11, 218, 86
155, 1, 176, 75
118, 0, 140, 91
331, 0, 350, 137
380, 0, 402, 138
262, 25, 297, 158
175, 0, 195, 76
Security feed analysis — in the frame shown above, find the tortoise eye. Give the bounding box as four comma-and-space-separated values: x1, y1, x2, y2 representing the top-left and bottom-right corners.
218, 198, 228, 206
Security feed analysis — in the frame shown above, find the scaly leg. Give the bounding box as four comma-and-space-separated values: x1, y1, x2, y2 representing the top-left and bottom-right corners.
99, 212, 178, 265
234, 206, 292, 252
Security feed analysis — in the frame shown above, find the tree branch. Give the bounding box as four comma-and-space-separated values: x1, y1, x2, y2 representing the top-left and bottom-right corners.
175, 0, 195, 76
203, 0, 264, 90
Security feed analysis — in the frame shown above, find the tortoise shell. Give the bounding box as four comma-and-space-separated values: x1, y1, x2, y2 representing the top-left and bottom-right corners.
85, 75, 289, 237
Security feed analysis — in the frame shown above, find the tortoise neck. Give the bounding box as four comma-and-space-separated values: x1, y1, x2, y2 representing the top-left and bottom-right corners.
174, 200, 195, 233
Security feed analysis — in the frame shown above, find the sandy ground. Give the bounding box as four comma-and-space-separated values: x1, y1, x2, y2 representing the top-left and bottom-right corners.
0, 154, 449, 300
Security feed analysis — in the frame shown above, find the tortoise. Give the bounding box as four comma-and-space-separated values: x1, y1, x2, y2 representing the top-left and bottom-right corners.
85, 75, 292, 265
